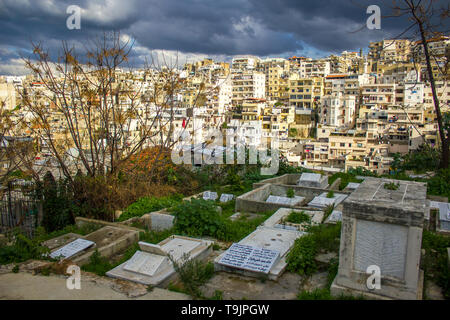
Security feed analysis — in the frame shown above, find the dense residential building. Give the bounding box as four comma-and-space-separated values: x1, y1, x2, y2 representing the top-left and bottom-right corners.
2, 34, 449, 176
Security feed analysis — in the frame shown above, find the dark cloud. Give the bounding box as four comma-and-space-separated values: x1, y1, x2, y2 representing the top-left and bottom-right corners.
0, 0, 446, 74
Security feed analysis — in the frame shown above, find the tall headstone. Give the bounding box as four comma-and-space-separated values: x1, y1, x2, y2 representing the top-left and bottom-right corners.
331, 177, 426, 300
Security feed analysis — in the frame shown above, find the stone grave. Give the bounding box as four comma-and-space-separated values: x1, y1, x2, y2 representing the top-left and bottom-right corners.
220, 193, 234, 203
203, 191, 218, 201
262, 207, 323, 231
73, 226, 139, 266
42, 233, 82, 251
307, 192, 347, 209
235, 184, 310, 213
297, 173, 328, 189
345, 183, 361, 190
266, 195, 305, 207
215, 226, 303, 280
331, 177, 427, 300
49, 238, 95, 260
324, 210, 342, 224
106, 235, 213, 287
218, 243, 280, 274
435, 202, 450, 233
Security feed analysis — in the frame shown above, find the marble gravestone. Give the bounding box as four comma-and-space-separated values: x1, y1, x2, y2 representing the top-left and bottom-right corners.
266, 195, 304, 207
49, 238, 95, 260
297, 172, 328, 189
331, 177, 427, 300
218, 243, 280, 274
203, 191, 218, 201
220, 193, 234, 203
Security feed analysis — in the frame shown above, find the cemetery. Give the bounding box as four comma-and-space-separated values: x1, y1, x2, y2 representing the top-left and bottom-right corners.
1, 170, 449, 301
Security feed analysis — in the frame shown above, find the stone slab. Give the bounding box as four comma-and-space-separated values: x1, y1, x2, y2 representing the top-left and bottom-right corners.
346, 183, 361, 190
308, 193, 347, 208
220, 193, 234, 203
203, 191, 218, 201
123, 251, 168, 277
266, 195, 304, 206
218, 243, 280, 274
325, 210, 342, 224
49, 238, 95, 260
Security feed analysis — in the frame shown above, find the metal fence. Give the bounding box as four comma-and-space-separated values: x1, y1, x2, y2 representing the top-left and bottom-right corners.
0, 182, 42, 238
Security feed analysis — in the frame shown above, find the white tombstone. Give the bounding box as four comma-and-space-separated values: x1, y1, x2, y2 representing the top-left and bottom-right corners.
203, 191, 218, 201
220, 193, 234, 203
49, 238, 95, 260
218, 243, 280, 274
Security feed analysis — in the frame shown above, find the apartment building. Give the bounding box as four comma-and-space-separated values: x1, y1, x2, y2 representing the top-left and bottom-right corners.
289, 75, 324, 109
231, 70, 265, 106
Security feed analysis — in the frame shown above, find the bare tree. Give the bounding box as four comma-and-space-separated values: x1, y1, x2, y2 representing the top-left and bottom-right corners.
17, 32, 213, 183
390, 0, 449, 168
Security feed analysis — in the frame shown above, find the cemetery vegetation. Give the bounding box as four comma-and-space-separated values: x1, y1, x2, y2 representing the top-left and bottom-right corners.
287, 223, 341, 275
328, 172, 363, 190
421, 230, 450, 299
117, 193, 184, 222
286, 188, 295, 198
170, 198, 275, 242
286, 211, 311, 224
170, 253, 215, 299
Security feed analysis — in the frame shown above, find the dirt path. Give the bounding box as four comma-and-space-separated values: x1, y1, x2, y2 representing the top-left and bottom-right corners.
0, 272, 190, 300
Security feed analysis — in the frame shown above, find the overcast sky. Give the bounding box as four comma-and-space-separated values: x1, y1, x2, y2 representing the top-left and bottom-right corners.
0, 0, 447, 75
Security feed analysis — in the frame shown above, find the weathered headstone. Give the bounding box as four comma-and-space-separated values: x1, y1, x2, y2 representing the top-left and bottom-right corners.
218, 243, 280, 274
346, 182, 361, 190
203, 191, 218, 201
220, 193, 234, 203
297, 172, 328, 188
325, 210, 342, 224
49, 238, 95, 260
308, 192, 347, 208
331, 177, 426, 300
266, 195, 304, 207
123, 251, 168, 277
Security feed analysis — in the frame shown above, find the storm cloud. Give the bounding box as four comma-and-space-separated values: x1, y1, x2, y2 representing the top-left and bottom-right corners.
0, 0, 446, 74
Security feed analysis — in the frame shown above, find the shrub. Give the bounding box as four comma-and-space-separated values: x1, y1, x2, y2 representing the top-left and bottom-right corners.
421, 231, 450, 299
0, 230, 50, 265
326, 190, 334, 198
40, 172, 76, 233
307, 223, 341, 253
384, 182, 400, 190
170, 254, 215, 299
286, 235, 317, 275
286, 188, 295, 198
427, 169, 450, 199
81, 249, 113, 276
286, 211, 311, 224
321, 205, 335, 223
118, 194, 183, 221
171, 199, 226, 239
328, 172, 363, 190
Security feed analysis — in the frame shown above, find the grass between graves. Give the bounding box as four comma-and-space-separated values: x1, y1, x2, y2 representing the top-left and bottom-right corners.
421, 230, 450, 300
328, 172, 363, 190
287, 223, 341, 277
169, 256, 215, 299
117, 193, 184, 222
0, 224, 103, 265
169, 198, 275, 243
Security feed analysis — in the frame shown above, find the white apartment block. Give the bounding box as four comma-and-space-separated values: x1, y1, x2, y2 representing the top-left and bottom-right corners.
231, 71, 265, 106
